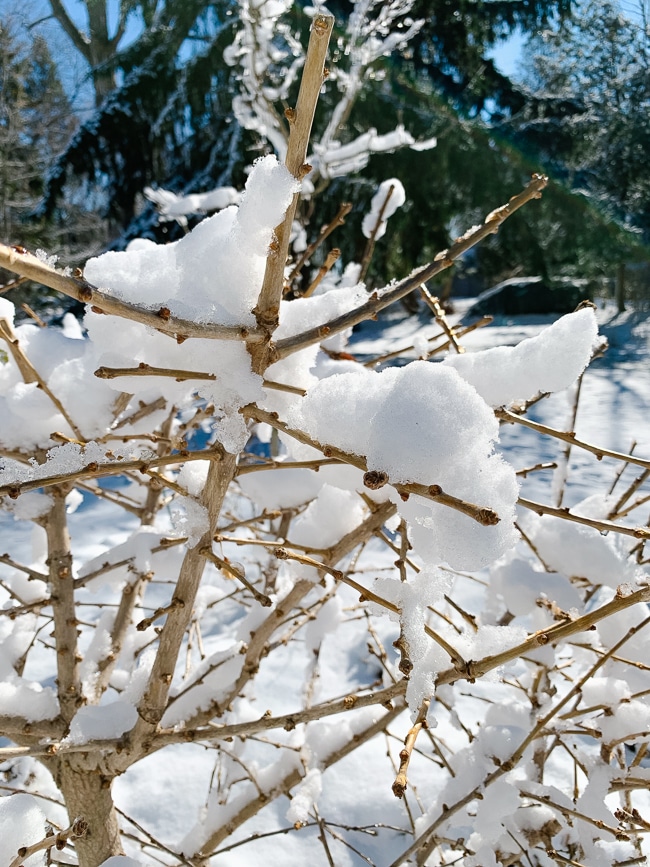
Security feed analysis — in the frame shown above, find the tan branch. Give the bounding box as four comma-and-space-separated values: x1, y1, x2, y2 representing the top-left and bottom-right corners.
45, 487, 82, 723
359, 183, 396, 284
363, 316, 493, 368
303, 248, 341, 298
133, 454, 238, 731
94, 572, 152, 699
196, 702, 404, 859
518, 496, 650, 540
0, 445, 226, 499
274, 546, 465, 668
497, 407, 650, 472
112, 396, 167, 430
200, 546, 272, 607
436, 583, 650, 688
392, 698, 430, 798
419, 285, 464, 354
95, 364, 217, 382
236, 457, 341, 476
287, 202, 352, 287
0, 554, 48, 582
274, 175, 548, 360
391, 614, 650, 867
8, 817, 88, 867
255, 14, 334, 337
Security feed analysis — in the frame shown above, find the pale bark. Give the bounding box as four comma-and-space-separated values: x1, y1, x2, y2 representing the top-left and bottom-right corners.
55, 761, 124, 866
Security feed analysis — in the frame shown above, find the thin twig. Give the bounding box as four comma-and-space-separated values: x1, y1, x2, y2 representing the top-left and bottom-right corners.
419, 284, 464, 354
303, 248, 340, 297
497, 407, 650, 472
288, 202, 352, 287
200, 546, 272, 607
518, 496, 650, 540
359, 183, 395, 284
392, 699, 430, 798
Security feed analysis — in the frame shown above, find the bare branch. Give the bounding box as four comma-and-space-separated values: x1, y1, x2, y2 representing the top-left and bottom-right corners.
273, 175, 548, 360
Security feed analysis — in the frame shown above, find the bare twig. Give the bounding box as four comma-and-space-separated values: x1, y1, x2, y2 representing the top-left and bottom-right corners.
419, 284, 464, 354
359, 183, 395, 283
288, 202, 352, 287
518, 496, 650, 540
200, 546, 272, 607
8, 817, 88, 867
392, 699, 430, 798
497, 407, 650, 472
303, 248, 341, 297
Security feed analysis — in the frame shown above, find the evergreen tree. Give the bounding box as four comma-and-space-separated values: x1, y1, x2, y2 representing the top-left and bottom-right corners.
35, 0, 648, 293
510, 0, 650, 243
0, 18, 105, 314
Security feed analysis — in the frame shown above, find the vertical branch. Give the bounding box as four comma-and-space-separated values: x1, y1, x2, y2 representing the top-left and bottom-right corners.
254, 13, 334, 346
44, 486, 83, 723
419, 283, 465, 354
134, 453, 238, 732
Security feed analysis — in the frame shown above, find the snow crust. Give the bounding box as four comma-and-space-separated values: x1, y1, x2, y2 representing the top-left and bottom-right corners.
361, 178, 406, 240
66, 701, 138, 744
444, 307, 599, 406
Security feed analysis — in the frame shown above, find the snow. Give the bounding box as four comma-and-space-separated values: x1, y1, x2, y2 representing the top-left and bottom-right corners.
288, 361, 520, 570
443, 306, 599, 407
144, 184, 241, 224
362, 178, 406, 240
66, 701, 139, 744
286, 768, 323, 826
0, 794, 46, 867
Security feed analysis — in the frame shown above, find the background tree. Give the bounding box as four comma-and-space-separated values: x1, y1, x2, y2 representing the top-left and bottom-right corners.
0, 17, 106, 316
33, 1, 587, 263
8, 0, 647, 308
510, 0, 650, 243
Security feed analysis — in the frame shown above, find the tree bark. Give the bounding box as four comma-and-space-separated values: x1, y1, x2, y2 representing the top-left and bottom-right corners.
55, 760, 124, 866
